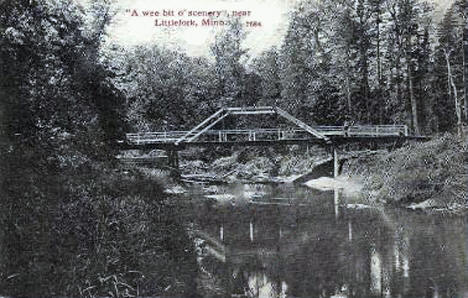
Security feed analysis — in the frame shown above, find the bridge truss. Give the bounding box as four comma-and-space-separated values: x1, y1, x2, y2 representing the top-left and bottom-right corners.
125, 106, 408, 147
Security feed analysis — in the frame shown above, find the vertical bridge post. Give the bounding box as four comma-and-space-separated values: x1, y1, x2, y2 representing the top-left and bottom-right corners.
333, 146, 339, 178
166, 150, 179, 169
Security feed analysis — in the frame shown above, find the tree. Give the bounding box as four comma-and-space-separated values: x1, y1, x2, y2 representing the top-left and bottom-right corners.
211, 18, 248, 108
463, 0, 468, 123
251, 48, 282, 106
433, 1, 464, 135
0, 0, 129, 294
112, 44, 220, 131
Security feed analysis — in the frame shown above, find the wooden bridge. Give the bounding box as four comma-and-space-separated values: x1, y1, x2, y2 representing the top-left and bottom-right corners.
121, 106, 424, 172
123, 106, 412, 148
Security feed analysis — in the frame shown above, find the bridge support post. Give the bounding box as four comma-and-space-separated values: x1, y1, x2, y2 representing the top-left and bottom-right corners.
166, 150, 179, 169
333, 146, 339, 178
167, 150, 173, 168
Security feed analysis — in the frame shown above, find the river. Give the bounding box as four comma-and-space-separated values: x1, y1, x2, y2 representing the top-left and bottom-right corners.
179, 183, 468, 297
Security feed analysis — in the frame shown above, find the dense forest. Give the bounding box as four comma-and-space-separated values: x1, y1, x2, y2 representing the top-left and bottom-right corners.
0, 0, 466, 296
113, 0, 467, 136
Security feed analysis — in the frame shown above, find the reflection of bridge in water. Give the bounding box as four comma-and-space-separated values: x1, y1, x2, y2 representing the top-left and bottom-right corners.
195, 191, 388, 297
190, 185, 468, 297
122, 106, 428, 171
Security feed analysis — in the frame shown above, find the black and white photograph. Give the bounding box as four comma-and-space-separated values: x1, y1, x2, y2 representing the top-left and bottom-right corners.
0, 0, 467, 296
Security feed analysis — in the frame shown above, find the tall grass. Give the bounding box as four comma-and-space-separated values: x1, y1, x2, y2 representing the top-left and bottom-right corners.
0, 153, 197, 296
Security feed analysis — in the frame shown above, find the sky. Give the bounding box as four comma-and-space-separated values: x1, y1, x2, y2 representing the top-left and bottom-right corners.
82, 0, 455, 58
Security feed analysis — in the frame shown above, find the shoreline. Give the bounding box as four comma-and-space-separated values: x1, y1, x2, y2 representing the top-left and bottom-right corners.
160, 134, 467, 212
342, 133, 467, 211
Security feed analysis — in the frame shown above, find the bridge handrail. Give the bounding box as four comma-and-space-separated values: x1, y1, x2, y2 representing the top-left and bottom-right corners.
126, 126, 407, 135
125, 125, 408, 144
226, 106, 275, 112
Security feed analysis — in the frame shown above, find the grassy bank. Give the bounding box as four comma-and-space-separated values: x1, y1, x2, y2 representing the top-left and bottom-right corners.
344, 134, 467, 209
0, 151, 197, 296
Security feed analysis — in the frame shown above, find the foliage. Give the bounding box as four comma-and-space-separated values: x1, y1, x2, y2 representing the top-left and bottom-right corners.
0, 1, 196, 296
111, 45, 220, 131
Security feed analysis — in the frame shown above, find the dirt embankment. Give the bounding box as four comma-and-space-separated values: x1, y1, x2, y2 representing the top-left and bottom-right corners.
180, 147, 329, 184
342, 133, 467, 210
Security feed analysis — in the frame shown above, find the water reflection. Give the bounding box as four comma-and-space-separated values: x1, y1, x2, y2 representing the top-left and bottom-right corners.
188, 184, 468, 297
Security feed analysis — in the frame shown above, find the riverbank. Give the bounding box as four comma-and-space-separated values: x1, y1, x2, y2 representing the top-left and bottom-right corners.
170, 134, 466, 211
180, 146, 329, 184
0, 149, 198, 296
343, 133, 467, 210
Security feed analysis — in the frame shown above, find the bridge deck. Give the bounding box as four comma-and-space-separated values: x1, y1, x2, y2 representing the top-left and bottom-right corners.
125, 125, 408, 146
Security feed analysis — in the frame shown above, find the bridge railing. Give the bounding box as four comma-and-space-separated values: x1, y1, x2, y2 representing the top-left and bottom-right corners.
126, 131, 187, 144
125, 125, 408, 144
347, 125, 408, 136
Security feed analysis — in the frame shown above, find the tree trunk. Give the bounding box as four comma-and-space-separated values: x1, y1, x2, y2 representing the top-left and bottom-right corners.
464, 3, 468, 123
406, 35, 419, 135
448, 60, 452, 100
408, 62, 419, 135
346, 51, 352, 118
376, 1, 383, 124
445, 50, 463, 138
376, 2, 382, 85
346, 75, 352, 116
396, 56, 402, 119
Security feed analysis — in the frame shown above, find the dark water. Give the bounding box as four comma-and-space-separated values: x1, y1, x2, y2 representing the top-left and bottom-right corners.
183, 184, 468, 297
